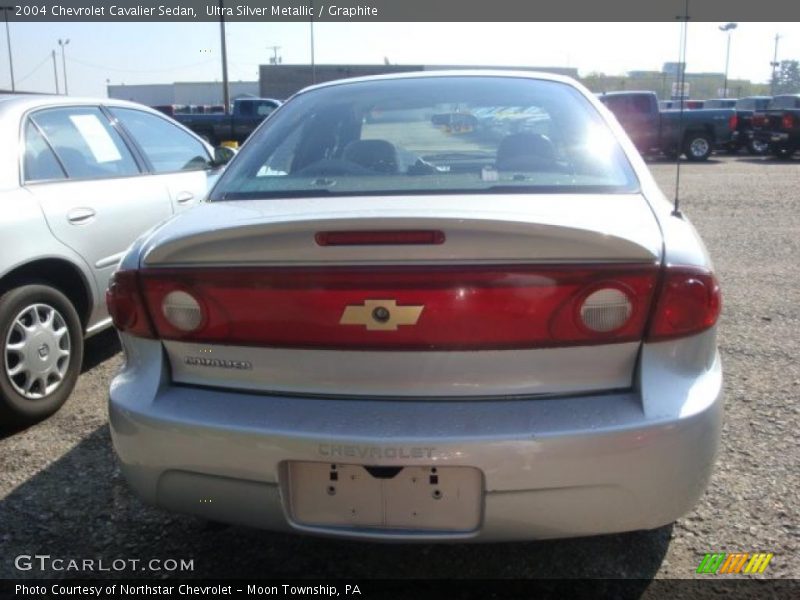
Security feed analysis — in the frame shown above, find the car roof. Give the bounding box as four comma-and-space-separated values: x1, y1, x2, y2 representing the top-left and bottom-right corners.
0, 93, 161, 113
294, 69, 581, 96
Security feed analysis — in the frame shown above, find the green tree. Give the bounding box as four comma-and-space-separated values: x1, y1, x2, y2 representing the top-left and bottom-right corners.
772, 60, 800, 95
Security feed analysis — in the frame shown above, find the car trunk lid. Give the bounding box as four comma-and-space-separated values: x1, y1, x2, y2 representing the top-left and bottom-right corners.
138, 194, 662, 397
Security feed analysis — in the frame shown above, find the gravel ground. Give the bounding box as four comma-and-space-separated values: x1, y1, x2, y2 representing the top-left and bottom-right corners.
1, 155, 798, 580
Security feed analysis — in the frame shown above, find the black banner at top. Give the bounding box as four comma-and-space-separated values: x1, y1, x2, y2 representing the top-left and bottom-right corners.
3, 0, 800, 22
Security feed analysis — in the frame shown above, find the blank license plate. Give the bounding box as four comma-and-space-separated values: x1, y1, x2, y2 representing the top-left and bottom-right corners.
286, 462, 482, 532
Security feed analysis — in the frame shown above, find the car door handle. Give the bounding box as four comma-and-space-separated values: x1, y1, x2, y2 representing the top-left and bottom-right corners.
67, 207, 96, 225
175, 191, 195, 204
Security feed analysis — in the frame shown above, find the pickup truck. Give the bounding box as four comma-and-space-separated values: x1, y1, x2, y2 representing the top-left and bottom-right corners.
751, 94, 800, 159
704, 99, 737, 109
720, 96, 772, 155
174, 97, 282, 146
659, 99, 706, 110
598, 91, 736, 161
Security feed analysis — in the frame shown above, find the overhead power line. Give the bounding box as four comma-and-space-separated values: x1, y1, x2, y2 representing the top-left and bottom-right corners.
16, 53, 52, 85
66, 56, 217, 74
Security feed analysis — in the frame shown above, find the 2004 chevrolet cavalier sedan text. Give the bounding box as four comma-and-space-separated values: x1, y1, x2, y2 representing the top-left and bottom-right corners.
107, 71, 722, 541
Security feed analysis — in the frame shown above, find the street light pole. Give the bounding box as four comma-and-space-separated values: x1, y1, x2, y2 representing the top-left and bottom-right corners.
718, 22, 737, 98
218, 0, 230, 115
2, 6, 15, 91
52, 50, 59, 94
58, 38, 70, 95
770, 33, 781, 96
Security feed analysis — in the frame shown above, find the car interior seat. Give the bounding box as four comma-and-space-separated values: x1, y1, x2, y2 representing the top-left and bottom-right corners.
495, 133, 559, 172
342, 139, 399, 174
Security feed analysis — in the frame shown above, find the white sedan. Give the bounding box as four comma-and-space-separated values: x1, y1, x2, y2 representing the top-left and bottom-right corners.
0, 94, 234, 425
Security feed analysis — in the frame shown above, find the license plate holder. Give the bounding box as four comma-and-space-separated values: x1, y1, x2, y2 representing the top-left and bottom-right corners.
285, 461, 482, 532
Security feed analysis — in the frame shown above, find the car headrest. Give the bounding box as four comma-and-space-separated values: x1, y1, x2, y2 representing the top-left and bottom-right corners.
496, 133, 557, 172
343, 139, 398, 174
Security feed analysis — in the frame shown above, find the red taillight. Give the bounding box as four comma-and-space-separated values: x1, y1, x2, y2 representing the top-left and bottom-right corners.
728, 114, 738, 130
781, 113, 794, 130
315, 230, 446, 246
132, 265, 659, 350
647, 267, 721, 342
106, 271, 155, 338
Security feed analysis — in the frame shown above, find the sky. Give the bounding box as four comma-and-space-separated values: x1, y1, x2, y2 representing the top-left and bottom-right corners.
2, 21, 798, 96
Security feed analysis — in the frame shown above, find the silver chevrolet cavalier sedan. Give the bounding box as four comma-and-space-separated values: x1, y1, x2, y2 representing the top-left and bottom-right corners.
108, 72, 722, 541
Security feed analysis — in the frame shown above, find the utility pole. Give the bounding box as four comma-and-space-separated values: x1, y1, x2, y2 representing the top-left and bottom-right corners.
52, 50, 59, 94
309, 1, 315, 84
2, 6, 15, 91
218, 0, 230, 115
770, 33, 781, 96
58, 38, 69, 95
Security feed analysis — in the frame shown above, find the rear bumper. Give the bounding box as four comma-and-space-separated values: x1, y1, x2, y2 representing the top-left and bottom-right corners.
109, 335, 723, 542
754, 130, 797, 146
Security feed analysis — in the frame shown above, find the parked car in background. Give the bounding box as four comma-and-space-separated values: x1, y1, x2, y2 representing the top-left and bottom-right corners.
108, 71, 722, 542
722, 96, 773, 155
174, 97, 282, 146
752, 94, 800, 159
0, 94, 234, 424
659, 99, 707, 111
704, 98, 737, 109
153, 104, 179, 117
598, 91, 736, 160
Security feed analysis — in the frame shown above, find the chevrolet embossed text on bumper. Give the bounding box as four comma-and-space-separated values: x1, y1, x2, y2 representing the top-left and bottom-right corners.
318, 444, 437, 460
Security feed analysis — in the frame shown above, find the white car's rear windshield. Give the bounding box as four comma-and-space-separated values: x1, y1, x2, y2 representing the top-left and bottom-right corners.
211, 76, 639, 200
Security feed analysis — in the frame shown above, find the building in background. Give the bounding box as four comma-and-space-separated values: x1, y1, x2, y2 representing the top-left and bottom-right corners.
583, 69, 768, 100
258, 65, 580, 100
106, 62, 772, 108
106, 81, 259, 106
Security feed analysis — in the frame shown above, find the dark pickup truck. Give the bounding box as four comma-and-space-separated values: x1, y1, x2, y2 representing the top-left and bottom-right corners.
723, 96, 773, 155
598, 91, 736, 161
752, 94, 800, 159
174, 97, 282, 145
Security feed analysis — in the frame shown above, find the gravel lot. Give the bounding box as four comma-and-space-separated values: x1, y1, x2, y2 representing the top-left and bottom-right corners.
1, 155, 798, 580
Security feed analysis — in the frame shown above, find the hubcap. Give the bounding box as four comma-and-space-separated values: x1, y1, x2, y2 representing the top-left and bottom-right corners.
690, 138, 710, 157
4, 304, 71, 400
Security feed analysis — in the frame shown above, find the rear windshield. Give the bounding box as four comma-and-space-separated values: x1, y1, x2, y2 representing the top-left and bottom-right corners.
210, 76, 639, 201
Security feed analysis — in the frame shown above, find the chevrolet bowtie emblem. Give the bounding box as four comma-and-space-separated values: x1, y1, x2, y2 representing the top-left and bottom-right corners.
339, 299, 424, 331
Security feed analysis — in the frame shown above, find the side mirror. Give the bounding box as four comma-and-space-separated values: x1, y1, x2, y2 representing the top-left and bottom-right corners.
213, 145, 237, 167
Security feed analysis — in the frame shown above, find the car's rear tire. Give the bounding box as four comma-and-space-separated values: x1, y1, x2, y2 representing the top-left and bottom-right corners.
747, 139, 769, 155
0, 285, 83, 426
772, 146, 794, 160
683, 133, 713, 161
